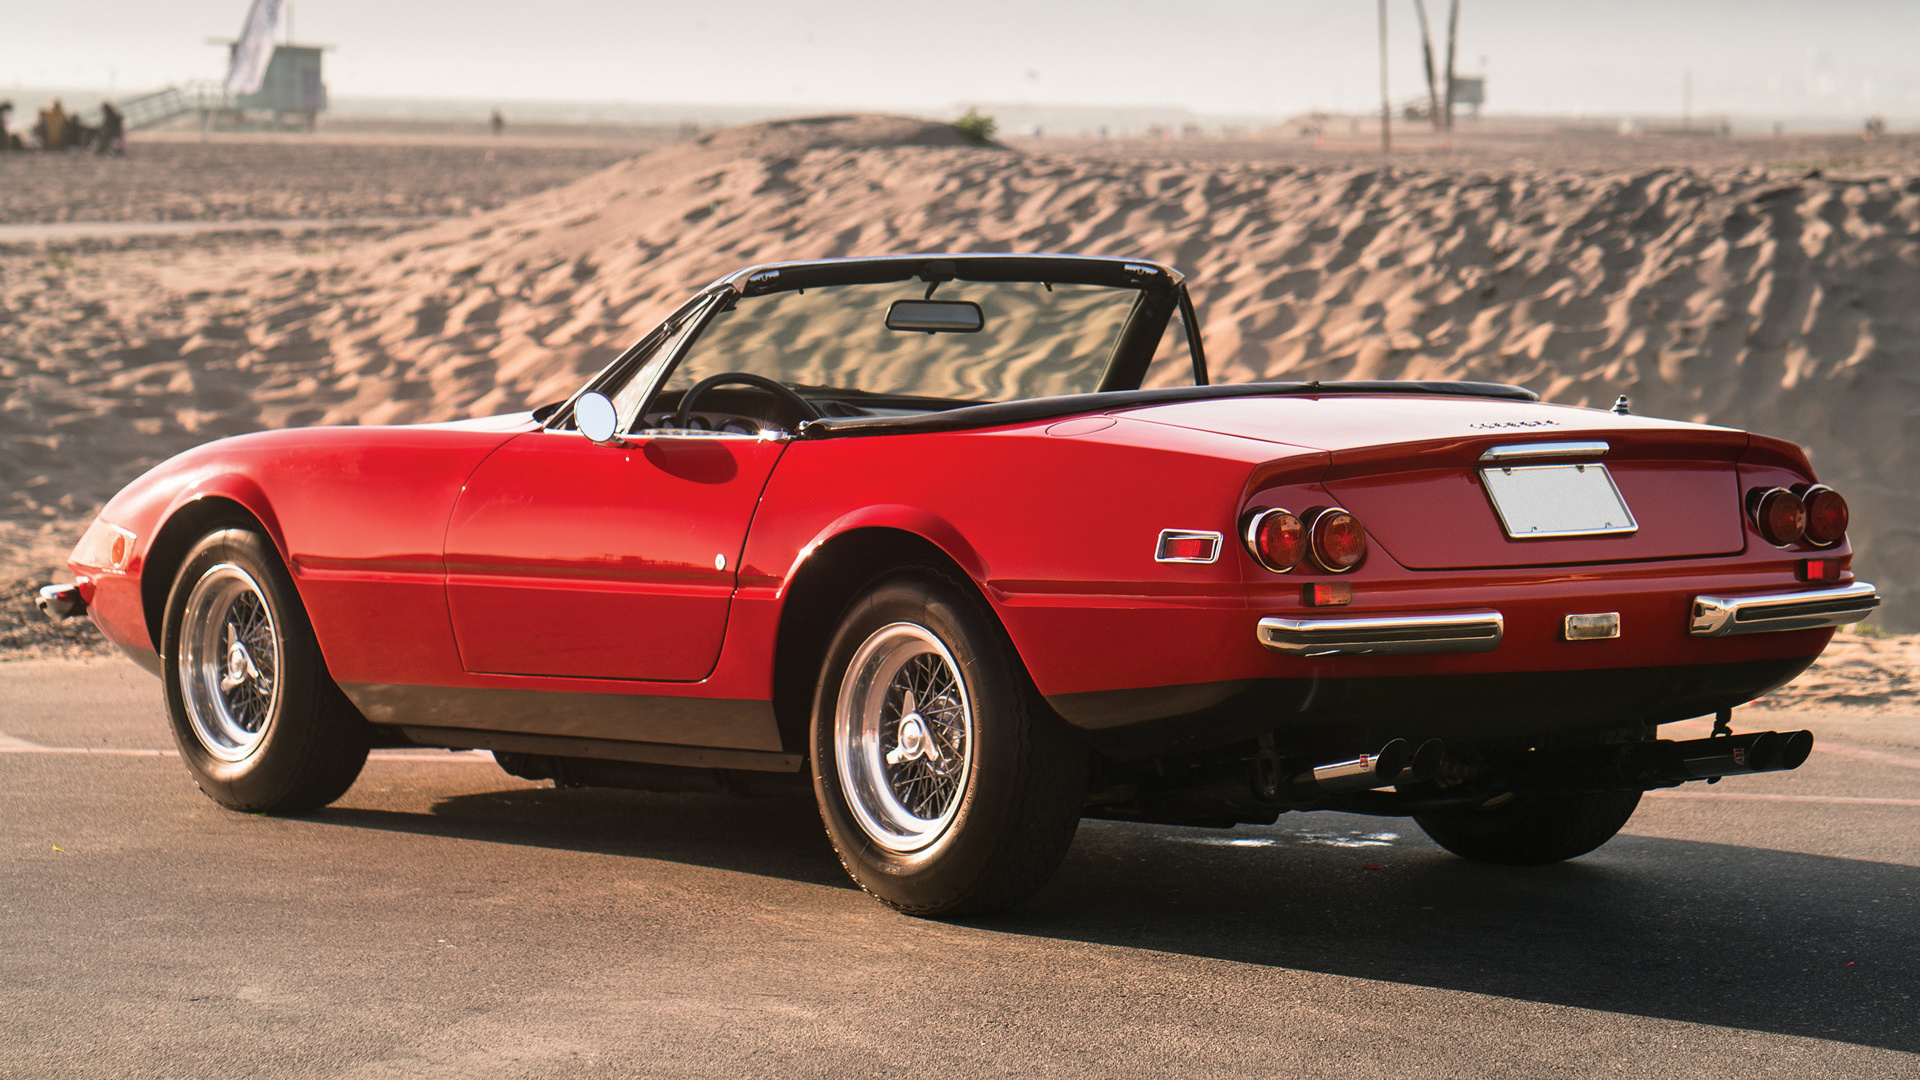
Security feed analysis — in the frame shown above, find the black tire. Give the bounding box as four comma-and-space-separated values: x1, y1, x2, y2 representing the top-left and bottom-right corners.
1414, 789, 1643, 866
811, 571, 1087, 916
161, 528, 369, 813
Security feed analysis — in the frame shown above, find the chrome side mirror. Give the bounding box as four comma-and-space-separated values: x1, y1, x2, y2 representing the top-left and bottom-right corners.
574, 392, 621, 446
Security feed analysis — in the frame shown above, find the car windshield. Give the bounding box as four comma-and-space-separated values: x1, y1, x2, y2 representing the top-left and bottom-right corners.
664, 279, 1144, 406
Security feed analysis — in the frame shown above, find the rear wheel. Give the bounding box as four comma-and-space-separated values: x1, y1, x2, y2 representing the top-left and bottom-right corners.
1414, 789, 1642, 865
811, 572, 1086, 916
162, 528, 369, 813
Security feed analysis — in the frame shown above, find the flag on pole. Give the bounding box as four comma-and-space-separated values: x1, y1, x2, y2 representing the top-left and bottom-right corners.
224, 0, 287, 95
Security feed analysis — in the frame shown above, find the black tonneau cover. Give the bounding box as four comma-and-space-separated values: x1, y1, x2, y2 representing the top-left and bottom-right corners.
797, 380, 1540, 440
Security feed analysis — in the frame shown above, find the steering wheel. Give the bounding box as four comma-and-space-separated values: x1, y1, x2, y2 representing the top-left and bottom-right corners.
673, 372, 822, 430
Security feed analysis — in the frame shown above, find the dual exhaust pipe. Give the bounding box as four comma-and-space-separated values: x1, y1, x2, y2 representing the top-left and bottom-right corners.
1263, 727, 1813, 805
1260, 737, 1445, 800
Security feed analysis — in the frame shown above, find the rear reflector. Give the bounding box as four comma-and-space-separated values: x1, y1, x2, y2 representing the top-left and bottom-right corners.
1244, 508, 1306, 573
1155, 529, 1222, 564
1799, 557, 1845, 582
1803, 486, 1849, 547
1302, 581, 1352, 606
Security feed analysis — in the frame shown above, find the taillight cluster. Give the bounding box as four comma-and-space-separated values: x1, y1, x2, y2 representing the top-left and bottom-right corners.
1748, 484, 1849, 548
1244, 507, 1367, 573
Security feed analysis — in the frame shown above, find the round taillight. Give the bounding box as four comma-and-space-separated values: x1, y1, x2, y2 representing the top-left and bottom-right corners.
1245, 508, 1306, 572
1752, 487, 1807, 547
1310, 508, 1367, 572
1803, 486, 1849, 547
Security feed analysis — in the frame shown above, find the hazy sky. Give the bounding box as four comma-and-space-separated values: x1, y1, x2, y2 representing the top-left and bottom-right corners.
6, 1, 1917, 120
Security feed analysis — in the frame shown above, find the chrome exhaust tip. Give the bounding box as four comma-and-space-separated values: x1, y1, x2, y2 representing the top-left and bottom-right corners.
36, 583, 86, 622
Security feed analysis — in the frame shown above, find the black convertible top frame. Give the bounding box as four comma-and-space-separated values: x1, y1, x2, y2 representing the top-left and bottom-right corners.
716, 252, 1188, 297
550, 254, 1537, 437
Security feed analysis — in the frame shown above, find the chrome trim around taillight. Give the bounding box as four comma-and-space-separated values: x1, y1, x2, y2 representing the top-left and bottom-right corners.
1154, 529, 1223, 564
1689, 582, 1880, 636
1242, 507, 1300, 573
1798, 484, 1845, 548
1305, 506, 1364, 573
1478, 440, 1610, 462
1257, 610, 1504, 657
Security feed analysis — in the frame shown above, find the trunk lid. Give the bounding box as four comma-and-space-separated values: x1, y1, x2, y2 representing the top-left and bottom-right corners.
1119, 394, 1750, 570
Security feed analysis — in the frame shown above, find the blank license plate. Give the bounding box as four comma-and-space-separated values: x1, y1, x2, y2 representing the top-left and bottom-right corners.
1480, 463, 1638, 539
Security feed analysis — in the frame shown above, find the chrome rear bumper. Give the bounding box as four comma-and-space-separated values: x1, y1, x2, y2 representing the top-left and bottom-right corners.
1689, 582, 1880, 636
1257, 611, 1505, 657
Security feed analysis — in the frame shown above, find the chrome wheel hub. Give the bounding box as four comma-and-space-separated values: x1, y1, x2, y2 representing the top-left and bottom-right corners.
178, 564, 281, 762
835, 623, 974, 854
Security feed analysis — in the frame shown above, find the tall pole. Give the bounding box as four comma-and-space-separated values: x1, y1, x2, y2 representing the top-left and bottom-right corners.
1379, 0, 1391, 153
1443, 0, 1461, 131
1413, 0, 1442, 131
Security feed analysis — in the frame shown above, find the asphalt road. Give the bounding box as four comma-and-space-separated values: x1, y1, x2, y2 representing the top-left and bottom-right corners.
3, 659, 1917, 1078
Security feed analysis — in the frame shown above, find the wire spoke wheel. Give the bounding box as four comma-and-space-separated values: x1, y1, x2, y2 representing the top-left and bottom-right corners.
178, 563, 283, 763
834, 622, 975, 853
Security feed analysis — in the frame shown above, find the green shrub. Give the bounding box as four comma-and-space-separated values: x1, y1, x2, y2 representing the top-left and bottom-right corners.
954, 108, 997, 145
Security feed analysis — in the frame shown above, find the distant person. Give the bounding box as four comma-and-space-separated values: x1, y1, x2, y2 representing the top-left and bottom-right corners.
97, 101, 125, 156
1864, 115, 1887, 141
37, 98, 67, 151
490, 108, 504, 136
63, 113, 89, 153
0, 101, 13, 151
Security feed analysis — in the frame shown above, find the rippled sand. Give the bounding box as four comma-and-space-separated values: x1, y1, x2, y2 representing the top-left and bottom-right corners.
2, 116, 1914, 706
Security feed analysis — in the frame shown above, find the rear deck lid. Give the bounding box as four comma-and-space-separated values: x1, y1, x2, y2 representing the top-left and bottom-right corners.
1121, 394, 1750, 570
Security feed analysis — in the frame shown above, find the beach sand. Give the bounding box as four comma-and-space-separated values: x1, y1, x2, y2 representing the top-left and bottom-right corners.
1, 116, 1912, 710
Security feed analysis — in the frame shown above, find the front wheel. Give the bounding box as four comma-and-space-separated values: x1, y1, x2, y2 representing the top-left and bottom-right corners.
811, 572, 1086, 916
162, 528, 370, 813
1414, 789, 1642, 866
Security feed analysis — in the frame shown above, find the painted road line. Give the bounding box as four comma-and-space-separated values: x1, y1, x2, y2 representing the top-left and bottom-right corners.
0, 730, 491, 762
1645, 790, 1920, 808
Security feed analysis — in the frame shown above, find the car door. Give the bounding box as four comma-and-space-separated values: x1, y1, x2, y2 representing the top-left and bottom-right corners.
443, 427, 785, 682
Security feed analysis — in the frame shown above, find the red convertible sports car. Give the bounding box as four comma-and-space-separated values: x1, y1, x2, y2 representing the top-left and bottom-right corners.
41, 254, 1879, 915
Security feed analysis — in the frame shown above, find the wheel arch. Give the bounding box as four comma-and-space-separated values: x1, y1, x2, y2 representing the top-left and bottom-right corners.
140, 481, 290, 654
768, 521, 1016, 758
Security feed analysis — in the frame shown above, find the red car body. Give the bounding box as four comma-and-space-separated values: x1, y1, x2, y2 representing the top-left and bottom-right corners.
47, 253, 1878, 913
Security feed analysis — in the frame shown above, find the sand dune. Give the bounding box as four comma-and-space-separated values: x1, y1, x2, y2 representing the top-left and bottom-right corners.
3, 115, 1915, 670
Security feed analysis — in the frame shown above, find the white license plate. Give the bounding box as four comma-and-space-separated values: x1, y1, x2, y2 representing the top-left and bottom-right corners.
1480, 463, 1638, 539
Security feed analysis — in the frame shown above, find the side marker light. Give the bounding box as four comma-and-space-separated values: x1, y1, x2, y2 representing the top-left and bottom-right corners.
1156, 529, 1222, 564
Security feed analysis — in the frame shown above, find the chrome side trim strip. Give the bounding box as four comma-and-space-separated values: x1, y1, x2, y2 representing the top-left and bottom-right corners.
1258, 610, 1504, 657
1689, 582, 1880, 636
1479, 440, 1610, 462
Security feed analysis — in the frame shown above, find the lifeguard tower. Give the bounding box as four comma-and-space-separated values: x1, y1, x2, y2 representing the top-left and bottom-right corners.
223, 42, 329, 129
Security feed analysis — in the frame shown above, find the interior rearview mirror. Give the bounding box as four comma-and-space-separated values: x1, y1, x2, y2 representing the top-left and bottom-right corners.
886, 299, 984, 334
574, 391, 620, 445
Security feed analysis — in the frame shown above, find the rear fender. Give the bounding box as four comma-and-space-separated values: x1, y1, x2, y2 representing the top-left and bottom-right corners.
780, 504, 991, 598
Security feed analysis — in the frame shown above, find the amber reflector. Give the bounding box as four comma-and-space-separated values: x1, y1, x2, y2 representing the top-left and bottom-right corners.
1312, 509, 1367, 571
1247, 509, 1307, 572
1803, 487, 1849, 547
1754, 488, 1807, 547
